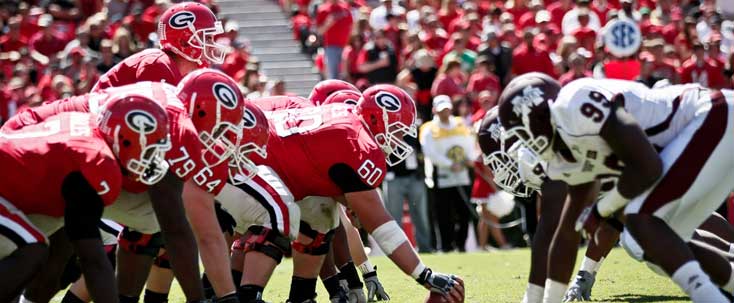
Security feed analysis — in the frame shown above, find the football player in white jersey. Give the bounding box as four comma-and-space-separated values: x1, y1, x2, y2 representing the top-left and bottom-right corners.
478, 107, 622, 303
498, 73, 734, 303
479, 104, 734, 302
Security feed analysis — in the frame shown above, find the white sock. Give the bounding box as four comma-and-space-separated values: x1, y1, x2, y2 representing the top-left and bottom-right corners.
729, 243, 734, 255
671, 261, 729, 302
358, 260, 375, 275
522, 283, 544, 303
579, 257, 599, 274
542, 279, 567, 303
723, 262, 734, 294
19, 296, 36, 303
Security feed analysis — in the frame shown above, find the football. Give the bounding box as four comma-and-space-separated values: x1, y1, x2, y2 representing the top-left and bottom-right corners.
425, 291, 447, 303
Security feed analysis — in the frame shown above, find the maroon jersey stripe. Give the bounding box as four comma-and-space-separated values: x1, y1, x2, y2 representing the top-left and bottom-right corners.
639, 90, 727, 215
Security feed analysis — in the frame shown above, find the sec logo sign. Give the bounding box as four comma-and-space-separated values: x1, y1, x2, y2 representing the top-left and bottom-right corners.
603, 19, 641, 58
375, 92, 401, 112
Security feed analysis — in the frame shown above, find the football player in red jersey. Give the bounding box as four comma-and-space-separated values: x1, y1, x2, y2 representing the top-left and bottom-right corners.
216, 84, 464, 303
89, 1, 235, 301
92, 2, 227, 91
0, 93, 170, 302
3, 70, 246, 303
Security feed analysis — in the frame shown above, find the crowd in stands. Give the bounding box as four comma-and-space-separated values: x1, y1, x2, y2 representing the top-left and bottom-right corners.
2, 0, 734, 252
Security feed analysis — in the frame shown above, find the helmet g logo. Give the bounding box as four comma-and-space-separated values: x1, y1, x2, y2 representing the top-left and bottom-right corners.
169, 11, 196, 29
242, 109, 257, 129
375, 92, 401, 112
213, 82, 238, 109
126, 110, 158, 134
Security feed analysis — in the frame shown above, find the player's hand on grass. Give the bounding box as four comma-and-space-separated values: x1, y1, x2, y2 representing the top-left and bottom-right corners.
363, 267, 390, 301
416, 268, 465, 303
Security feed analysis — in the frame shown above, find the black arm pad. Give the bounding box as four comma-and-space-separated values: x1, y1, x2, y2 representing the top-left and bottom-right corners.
328, 163, 372, 193
62, 171, 104, 241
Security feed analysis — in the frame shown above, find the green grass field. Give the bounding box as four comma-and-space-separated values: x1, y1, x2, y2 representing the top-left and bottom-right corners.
52, 248, 689, 302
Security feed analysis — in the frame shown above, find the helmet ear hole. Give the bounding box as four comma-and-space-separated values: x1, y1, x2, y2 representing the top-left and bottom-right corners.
198, 110, 206, 118
122, 139, 131, 147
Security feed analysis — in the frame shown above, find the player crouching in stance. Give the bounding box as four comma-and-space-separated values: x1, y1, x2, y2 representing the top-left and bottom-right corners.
498, 73, 734, 302
216, 84, 464, 303
0, 93, 170, 302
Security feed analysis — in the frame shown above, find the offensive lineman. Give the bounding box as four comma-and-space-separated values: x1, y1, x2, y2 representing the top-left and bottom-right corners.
0, 93, 170, 301
215, 84, 465, 303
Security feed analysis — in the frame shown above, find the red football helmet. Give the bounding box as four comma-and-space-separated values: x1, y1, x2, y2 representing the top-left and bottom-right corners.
321, 90, 362, 106
354, 84, 417, 166
497, 72, 561, 161
308, 80, 360, 105
177, 68, 244, 168
158, 2, 227, 66
229, 101, 269, 184
96, 93, 171, 185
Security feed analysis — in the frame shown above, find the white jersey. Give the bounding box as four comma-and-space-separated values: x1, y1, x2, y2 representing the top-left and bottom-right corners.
547, 78, 706, 185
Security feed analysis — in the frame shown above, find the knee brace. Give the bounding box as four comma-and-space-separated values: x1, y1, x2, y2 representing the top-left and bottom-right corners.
153, 251, 171, 269
291, 221, 335, 256
232, 225, 291, 264
118, 228, 164, 257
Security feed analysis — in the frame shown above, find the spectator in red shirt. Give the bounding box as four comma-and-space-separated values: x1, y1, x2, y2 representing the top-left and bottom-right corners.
547, 0, 574, 30
559, 52, 593, 85
317, 0, 354, 79
467, 57, 501, 102
438, 0, 460, 29
517, 0, 544, 30
571, 9, 597, 53
342, 34, 365, 82
30, 14, 67, 58
706, 34, 726, 70
0, 17, 28, 53
679, 41, 726, 88
646, 38, 680, 83
291, 5, 313, 48
512, 29, 557, 77
383, 14, 403, 53
420, 16, 449, 51
431, 59, 466, 101
507, 0, 530, 24
220, 40, 250, 80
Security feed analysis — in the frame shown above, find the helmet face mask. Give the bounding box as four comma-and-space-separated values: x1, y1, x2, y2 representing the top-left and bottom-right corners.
504, 124, 554, 161
228, 141, 267, 185
199, 120, 241, 167
228, 104, 269, 185
193, 22, 227, 64
126, 135, 172, 185
375, 116, 417, 166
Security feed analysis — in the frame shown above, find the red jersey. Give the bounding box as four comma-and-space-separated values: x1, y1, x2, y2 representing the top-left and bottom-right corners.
3, 82, 228, 195
254, 102, 387, 200
92, 48, 184, 92
678, 58, 726, 89
316, 1, 354, 47
0, 112, 122, 217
